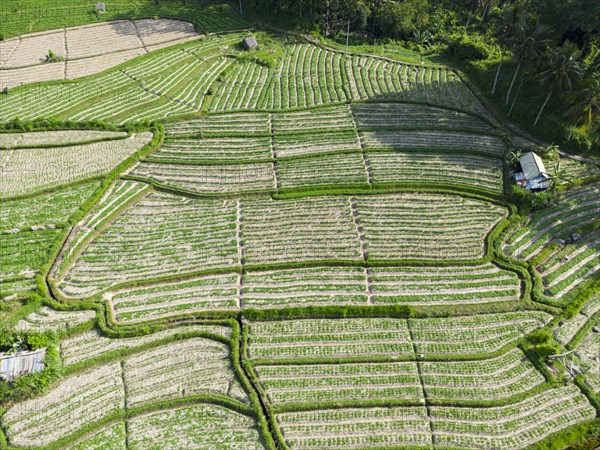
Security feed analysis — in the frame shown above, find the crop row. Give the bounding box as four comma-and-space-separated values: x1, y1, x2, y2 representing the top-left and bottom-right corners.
165, 101, 494, 138
258, 361, 423, 405
554, 313, 589, 346
122, 338, 243, 408
0, 38, 493, 124
56, 181, 152, 292
66, 422, 126, 450
149, 137, 273, 162
0, 276, 36, 296
539, 234, 600, 299
127, 404, 265, 450
255, 348, 543, 406
60, 324, 233, 366
0, 132, 152, 197
277, 406, 432, 449
0, 182, 98, 232
276, 152, 369, 189
353, 194, 506, 261
59, 192, 505, 296
3, 336, 248, 447
0, 130, 127, 149
0, 229, 61, 279
0, 34, 241, 123
110, 273, 241, 322
345, 54, 489, 117
361, 129, 505, 157
131, 160, 277, 194
2, 361, 125, 447
274, 386, 594, 449
212, 44, 349, 111
0, 19, 197, 70
273, 106, 356, 133
575, 330, 600, 394
207, 43, 491, 118
274, 131, 361, 157
420, 348, 545, 400
247, 312, 552, 361
107, 263, 518, 322
367, 151, 503, 194
59, 192, 239, 297
133, 149, 503, 195
240, 196, 362, 265
352, 102, 493, 132
0, 0, 246, 40
0, 182, 99, 294
504, 184, 600, 261
165, 112, 270, 137
0, 71, 137, 121
430, 385, 595, 450
370, 264, 519, 304
210, 61, 273, 111
15, 306, 96, 333
581, 292, 600, 317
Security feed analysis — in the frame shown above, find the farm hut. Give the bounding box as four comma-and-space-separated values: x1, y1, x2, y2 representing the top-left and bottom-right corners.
514, 151, 549, 191
0, 348, 46, 381
243, 36, 258, 50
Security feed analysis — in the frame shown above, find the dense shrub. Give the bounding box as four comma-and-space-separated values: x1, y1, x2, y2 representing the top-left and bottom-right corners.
443, 33, 493, 61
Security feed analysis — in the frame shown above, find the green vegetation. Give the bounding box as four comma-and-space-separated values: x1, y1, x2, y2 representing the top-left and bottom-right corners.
0, 0, 246, 38
1, 3, 600, 449
244, 0, 600, 155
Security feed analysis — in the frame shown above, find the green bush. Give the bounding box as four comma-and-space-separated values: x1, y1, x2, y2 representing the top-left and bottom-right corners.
535, 343, 560, 359
509, 185, 555, 214
528, 329, 552, 345
443, 33, 493, 61
564, 124, 599, 155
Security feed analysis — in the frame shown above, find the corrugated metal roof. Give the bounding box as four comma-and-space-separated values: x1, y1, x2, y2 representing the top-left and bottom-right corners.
0, 348, 46, 381
519, 152, 548, 180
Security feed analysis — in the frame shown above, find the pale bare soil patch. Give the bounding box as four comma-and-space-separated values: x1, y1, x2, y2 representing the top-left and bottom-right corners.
0, 19, 200, 90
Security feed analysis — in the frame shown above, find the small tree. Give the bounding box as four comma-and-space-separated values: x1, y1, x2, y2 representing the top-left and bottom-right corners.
507, 148, 522, 166
547, 161, 573, 192
45, 49, 65, 63
565, 75, 600, 132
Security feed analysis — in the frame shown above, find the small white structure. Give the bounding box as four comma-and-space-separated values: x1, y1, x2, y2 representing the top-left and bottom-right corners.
514, 151, 549, 190
96, 2, 106, 13
0, 348, 46, 381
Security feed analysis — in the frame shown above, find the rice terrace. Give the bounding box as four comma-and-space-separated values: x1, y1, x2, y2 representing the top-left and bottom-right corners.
0, 0, 600, 449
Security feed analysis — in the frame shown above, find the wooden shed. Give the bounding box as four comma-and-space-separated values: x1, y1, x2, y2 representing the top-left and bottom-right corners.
514, 151, 549, 191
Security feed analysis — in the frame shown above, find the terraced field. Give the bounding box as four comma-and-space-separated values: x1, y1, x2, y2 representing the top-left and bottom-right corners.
0, 20, 201, 90
1, 4, 599, 450
502, 183, 600, 306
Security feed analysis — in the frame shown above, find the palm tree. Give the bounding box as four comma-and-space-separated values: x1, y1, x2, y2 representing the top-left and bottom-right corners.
491, 4, 524, 95
507, 149, 522, 166
464, 0, 481, 31
508, 72, 533, 116
477, 0, 497, 27
505, 22, 553, 106
534, 43, 584, 126
547, 161, 572, 191
565, 75, 600, 132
